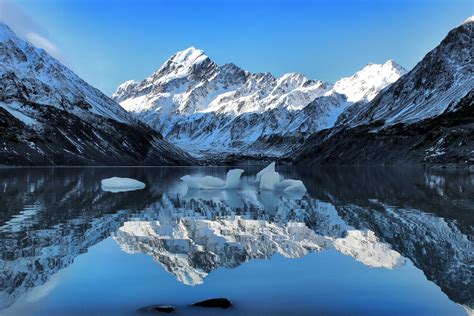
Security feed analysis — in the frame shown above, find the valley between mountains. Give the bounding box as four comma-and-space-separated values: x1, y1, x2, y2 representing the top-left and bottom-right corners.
0, 16, 472, 166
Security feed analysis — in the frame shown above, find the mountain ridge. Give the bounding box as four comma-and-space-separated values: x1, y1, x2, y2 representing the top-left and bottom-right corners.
113, 47, 405, 157
295, 17, 474, 165
0, 22, 194, 166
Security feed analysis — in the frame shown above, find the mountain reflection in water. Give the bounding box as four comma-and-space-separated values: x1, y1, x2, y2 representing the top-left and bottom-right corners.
0, 166, 472, 314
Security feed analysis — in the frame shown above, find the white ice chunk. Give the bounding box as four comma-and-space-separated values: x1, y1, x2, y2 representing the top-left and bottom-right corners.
256, 162, 307, 195
101, 177, 146, 193
224, 169, 245, 189
255, 162, 275, 183
278, 179, 307, 194
259, 165, 281, 190
181, 169, 244, 189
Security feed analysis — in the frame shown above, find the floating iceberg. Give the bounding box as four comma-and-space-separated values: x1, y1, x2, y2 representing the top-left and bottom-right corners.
181, 169, 244, 190
256, 162, 307, 194
101, 177, 146, 193
256, 162, 281, 190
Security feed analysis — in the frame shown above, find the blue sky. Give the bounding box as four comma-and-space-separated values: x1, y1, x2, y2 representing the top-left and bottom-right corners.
1, 0, 473, 95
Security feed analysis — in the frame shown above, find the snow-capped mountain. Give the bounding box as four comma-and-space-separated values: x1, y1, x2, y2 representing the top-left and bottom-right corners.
338, 16, 473, 127
295, 17, 474, 165
113, 47, 405, 157
0, 22, 193, 165
332, 60, 406, 103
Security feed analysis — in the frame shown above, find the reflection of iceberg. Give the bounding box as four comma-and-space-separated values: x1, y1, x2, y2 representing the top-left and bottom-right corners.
182, 188, 303, 212
101, 177, 145, 193
180, 169, 244, 189
183, 189, 244, 208
256, 162, 307, 194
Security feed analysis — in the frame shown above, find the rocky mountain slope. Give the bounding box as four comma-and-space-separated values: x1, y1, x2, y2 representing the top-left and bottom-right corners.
296, 17, 474, 165
295, 90, 474, 165
113, 48, 405, 158
338, 16, 473, 127
0, 22, 193, 165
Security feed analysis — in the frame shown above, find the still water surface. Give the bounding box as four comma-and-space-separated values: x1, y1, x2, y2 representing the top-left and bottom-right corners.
0, 166, 473, 315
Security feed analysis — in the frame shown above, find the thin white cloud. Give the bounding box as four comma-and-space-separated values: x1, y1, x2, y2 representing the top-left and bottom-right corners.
25, 32, 62, 60
0, 0, 72, 67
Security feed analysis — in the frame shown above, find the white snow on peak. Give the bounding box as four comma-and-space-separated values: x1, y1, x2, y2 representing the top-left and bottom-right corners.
151, 46, 209, 83
111, 79, 139, 101
462, 15, 474, 25
118, 79, 138, 89
332, 60, 406, 103
170, 46, 207, 66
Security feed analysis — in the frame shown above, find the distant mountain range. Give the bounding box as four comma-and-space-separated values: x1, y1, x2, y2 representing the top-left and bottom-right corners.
112, 48, 406, 158
0, 16, 472, 165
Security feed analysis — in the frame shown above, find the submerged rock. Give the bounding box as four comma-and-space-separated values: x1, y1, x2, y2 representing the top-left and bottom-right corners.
139, 304, 175, 313
192, 298, 232, 309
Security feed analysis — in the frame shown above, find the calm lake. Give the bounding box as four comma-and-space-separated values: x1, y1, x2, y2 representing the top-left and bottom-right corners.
0, 166, 473, 316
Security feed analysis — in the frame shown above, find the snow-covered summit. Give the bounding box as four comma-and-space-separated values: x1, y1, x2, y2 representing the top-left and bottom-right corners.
333, 60, 407, 103
168, 46, 208, 67
338, 16, 473, 127
112, 80, 140, 102
462, 15, 474, 25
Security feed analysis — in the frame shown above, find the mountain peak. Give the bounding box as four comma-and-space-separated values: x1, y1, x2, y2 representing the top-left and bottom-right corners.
0, 22, 18, 43
150, 46, 212, 83
462, 15, 474, 25
332, 60, 406, 103
168, 46, 208, 67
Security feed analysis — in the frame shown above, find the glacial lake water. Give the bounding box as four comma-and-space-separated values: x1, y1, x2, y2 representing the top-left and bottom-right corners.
0, 166, 473, 316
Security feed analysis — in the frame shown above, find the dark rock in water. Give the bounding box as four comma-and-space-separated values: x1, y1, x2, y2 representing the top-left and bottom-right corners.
139, 305, 175, 313
192, 298, 232, 309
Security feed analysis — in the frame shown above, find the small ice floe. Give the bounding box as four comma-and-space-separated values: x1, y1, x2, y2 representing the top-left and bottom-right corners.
256, 162, 307, 194
101, 177, 145, 193
180, 169, 244, 189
